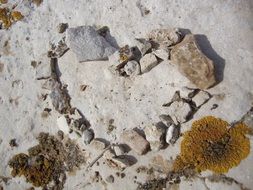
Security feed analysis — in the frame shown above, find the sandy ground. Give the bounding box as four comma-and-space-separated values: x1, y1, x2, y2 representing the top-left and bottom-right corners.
0, 0, 253, 189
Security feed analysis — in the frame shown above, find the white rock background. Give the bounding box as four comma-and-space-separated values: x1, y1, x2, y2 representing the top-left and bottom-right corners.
0, 0, 253, 189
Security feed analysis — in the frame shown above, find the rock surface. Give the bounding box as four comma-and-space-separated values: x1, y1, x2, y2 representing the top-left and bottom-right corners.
135, 38, 152, 56
121, 130, 150, 155
170, 34, 216, 89
66, 26, 117, 62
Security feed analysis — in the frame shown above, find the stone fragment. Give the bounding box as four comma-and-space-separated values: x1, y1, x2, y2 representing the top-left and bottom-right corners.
140, 53, 158, 73
57, 23, 68, 33
113, 145, 125, 156
66, 26, 117, 62
166, 101, 192, 124
120, 130, 150, 155
192, 90, 211, 107
67, 109, 88, 134
159, 114, 174, 127
150, 155, 172, 173
105, 175, 114, 183
123, 60, 141, 76
103, 148, 116, 159
144, 124, 166, 151
152, 48, 169, 60
50, 84, 71, 114
57, 115, 70, 134
90, 139, 106, 150
135, 38, 152, 56
170, 34, 216, 89
165, 124, 180, 144
106, 157, 130, 170
148, 28, 182, 47
83, 129, 94, 145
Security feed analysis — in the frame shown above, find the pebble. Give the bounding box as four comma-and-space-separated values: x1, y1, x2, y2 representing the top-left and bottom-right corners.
83, 129, 94, 145
144, 124, 166, 151
166, 101, 192, 124
66, 26, 117, 62
152, 48, 169, 60
123, 60, 141, 76
121, 130, 150, 155
57, 115, 70, 134
140, 53, 158, 73
113, 145, 125, 156
165, 124, 180, 144
148, 28, 182, 47
57, 23, 68, 33
135, 38, 152, 56
192, 90, 211, 107
170, 34, 216, 89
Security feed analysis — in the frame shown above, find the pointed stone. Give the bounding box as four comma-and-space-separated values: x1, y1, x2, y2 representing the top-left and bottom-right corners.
170, 34, 216, 89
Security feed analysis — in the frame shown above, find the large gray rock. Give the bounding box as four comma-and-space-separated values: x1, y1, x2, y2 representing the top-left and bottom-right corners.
170, 34, 216, 89
66, 26, 117, 62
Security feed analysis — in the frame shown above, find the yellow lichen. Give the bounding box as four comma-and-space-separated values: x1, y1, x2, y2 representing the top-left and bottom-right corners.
0, 7, 23, 28
11, 11, 23, 21
173, 116, 250, 173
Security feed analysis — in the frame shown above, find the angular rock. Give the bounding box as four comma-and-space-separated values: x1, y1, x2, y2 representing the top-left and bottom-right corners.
66, 26, 117, 62
135, 38, 152, 56
90, 139, 106, 150
57, 115, 70, 134
166, 101, 192, 124
123, 60, 140, 76
192, 90, 211, 107
140, 53, 158, 73
120, 130, 150, 155
144, 124, 166, 151
152, 48, 169, 60
170, 34, 216, 89
49, 84, 71, 114
83, 129, 94, 145
148, 28, 182, 47
113, 145, 125, 156
166, 124, 180, 144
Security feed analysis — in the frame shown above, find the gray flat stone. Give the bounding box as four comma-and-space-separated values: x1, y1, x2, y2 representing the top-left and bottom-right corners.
66, 26, 117, 62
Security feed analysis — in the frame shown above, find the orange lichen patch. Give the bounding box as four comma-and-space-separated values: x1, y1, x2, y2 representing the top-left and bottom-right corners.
11, 11, 23, 21
0, 7, 23, 28
173, 116, 250, 173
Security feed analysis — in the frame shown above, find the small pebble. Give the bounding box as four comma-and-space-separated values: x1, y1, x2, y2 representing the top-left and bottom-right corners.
57, 23, 69, 33
83, 129, 94, 145
9, 139, 18, 147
